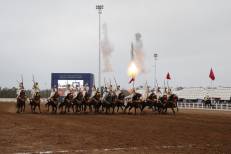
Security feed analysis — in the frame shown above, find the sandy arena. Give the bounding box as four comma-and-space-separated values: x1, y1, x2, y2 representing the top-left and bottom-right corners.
0, 102, 231, 154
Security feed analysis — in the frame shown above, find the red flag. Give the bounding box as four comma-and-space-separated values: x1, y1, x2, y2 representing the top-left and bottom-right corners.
209, 68, 215, 80
128, 77, 135, 84
166, 72, 171, 80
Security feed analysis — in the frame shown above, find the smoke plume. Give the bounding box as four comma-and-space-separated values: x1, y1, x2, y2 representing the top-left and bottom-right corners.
101, 23, 113, 72
133, 32, 145, 73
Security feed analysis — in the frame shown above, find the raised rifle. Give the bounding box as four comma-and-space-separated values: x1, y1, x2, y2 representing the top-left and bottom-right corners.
113, 77, 118, 89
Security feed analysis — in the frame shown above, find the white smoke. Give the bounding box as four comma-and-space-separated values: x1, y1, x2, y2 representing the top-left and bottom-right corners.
101, 23, 113, 72
133, 32, 145, 73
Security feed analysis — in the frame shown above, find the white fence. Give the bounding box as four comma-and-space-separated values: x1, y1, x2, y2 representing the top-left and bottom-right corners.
0, 98, 47, 103
177, 102, 231, 111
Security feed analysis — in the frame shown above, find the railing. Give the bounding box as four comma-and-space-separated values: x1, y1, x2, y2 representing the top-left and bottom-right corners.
177, 102, 231, 111
0, 98, 47, 103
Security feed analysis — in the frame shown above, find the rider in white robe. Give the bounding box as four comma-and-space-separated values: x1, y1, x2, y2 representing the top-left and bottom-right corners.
48, 85, 58, 101
156, 87, 162, 100
17, 82, 24, 98
90, 85, 97, 99
31, 82, 40, 98
125, 88, 136, 103
64, 84, 72, 97
115, 85, 121, 97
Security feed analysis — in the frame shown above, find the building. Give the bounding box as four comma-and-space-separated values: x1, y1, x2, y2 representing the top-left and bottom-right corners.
51, 73, 94, 96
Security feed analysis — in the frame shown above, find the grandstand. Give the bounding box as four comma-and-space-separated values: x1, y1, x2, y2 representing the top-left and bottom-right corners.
174, 87, 231, 101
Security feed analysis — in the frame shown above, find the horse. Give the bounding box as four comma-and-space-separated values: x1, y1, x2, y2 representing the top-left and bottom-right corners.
16, 90, 27, 113
83, 91, 101, 113
29, 92, 41, 113
59, 93, 74, 113
158, 94, 178, 115
45, 92, 60, 113
124, 92, 143, 115
111, 92, 126, 113
202, 98, 214, 108
72, 91, 84, 112
101, 92, 113, 114
140, 92, 159, 113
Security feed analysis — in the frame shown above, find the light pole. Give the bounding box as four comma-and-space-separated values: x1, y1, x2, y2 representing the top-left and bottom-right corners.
154, 53, 158, 89
96, 5, 104, 91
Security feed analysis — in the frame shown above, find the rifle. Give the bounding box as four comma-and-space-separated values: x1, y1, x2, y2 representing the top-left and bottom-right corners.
113, 77, 118, 89
21, 75, 24, 85
32, 74, 35, 85
109, 79, 112, 86
104, 78, 107, 88
156, 79, 159, 89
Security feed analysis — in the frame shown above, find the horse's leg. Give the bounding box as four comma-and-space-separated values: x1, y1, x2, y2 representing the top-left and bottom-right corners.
72, 104, 74, 113
128, 105, 133, 114
38, 104, 41, 113
30, 104, 33, 113
172, 107, 175, 115
124, 105, 129, 113
19, 103, 22, 112
16, 102, 19, 113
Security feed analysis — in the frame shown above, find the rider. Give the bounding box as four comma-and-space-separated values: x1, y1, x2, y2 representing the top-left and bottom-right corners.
125, 88, 136, 103
204, 94, 210, 101
73, 84, 80, 99
142, 84, 150, 101
49, 85, 58, 101
64, 84, 73, 98
156, 87, 162, 100
115, 85, 121, 97
31, 82, 40, 98
163, 87, 168, 96
89, 85, 97, 100
17, 82, 25, 98
167, 88, 172, 98
102, 87, 110, 104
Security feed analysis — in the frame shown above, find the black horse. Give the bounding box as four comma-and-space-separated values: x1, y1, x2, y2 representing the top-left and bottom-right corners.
101, 92, 113, 114
72, 91, 84, 112
124, 92, 142, 115
202, 97, 214, 108
112, 92, 126, 113
59, 93, 74, 113
45, 92, 60, 113
82, 91, 101, 113
29, 92, 41, 113
16, 90, 26, 113
158, 94, 178, 115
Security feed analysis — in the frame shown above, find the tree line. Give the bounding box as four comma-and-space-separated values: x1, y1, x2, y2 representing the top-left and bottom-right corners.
0, 87, 51, 98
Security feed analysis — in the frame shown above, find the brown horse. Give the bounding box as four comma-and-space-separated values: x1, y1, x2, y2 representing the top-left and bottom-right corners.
29, 92, 41, 113
16, 90, 27, 113
140, 92, 159, 113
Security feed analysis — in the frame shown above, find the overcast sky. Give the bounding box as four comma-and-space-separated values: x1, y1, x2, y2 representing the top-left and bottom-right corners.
0, 0, 230, 89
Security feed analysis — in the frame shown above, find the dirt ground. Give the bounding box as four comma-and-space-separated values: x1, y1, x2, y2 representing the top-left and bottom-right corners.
0, 102, 231, 154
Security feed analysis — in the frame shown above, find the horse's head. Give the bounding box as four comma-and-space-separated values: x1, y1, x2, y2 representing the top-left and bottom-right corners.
76, 91, 83, 100
54, 91, 59, 98
20, 90, 25, 96
118, 92, 125, 100
133, 93, 142, 100
148, 93, 156, 100
95, 91, 101, 100
35, 92, 40, 97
